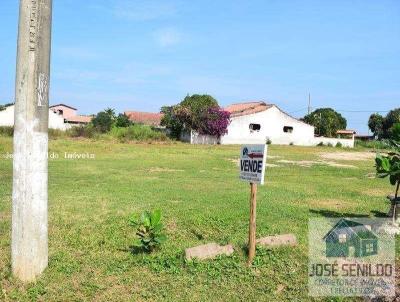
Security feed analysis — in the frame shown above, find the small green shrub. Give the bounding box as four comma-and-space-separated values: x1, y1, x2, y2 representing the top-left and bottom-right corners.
115, 114, 132, 128
266, 138, 272, 145
130, 210, 167, 253
92, 109, 115, 133
335, 142, 342, 148
317, 142, 324, 147
375, 141, 400, 221
355, 139, 390, 150
327, 143, 333, 147
0, 126, 13, 137
112, 125, 168, 142
48, 129, 66, 139
289, 142, 294, 146
66, 124, 98, 138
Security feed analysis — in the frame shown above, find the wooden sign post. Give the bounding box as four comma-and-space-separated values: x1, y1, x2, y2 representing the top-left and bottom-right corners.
239, 145, 267, 265
248, 182, 258, 265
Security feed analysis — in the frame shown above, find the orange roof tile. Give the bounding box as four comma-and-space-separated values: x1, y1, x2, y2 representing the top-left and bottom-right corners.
65, 115, 92, 124
337, 130, 356, 135
124, 111, 164, 126
224, 101, 272, 117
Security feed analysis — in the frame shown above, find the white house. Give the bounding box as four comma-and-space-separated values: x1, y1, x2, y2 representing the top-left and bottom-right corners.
50, 104, 92, 126
0, 104, 69, 130
183, 101, 355, 147
221, 101, 315, 145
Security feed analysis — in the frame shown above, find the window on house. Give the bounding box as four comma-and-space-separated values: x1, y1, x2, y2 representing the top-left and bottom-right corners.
249, 124, 261, 131
57, 109, 63, 115
338, 233, 347, 243
283, 126, 293, 133
366, 243, 374, 253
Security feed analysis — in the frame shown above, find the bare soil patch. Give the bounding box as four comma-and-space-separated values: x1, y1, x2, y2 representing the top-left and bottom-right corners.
319, 151, 375, 161
277, 159, 356, 168
148, 167, 184, 173
362, 188, 390, 197
308, 199, 353, 210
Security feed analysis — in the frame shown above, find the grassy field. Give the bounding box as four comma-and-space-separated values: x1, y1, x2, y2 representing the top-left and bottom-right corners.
0, 136, 397, 301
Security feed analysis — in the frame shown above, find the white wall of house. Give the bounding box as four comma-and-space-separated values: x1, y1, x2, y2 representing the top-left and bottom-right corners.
180, 130, 219, 145
0, 105, 70, 130
313, 137, 354, 148
220, 105, 316, 145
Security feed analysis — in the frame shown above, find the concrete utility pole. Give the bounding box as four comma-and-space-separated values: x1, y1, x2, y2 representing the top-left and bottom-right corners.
12, 0, 52, 282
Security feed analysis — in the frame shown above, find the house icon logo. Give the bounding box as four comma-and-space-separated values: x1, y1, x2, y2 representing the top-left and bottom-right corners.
323, 218, 378, 258
242, 147, 249, 158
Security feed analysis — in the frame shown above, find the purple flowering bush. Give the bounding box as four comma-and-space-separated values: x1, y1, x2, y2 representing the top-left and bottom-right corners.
198, 107, 231, 137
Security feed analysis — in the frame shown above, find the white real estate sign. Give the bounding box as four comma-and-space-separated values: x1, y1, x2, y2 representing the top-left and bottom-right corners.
239, 144, 267, 185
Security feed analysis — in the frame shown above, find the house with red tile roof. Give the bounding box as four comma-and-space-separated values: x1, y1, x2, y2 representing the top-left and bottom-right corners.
220, 101, 316, 145
50, 104, 92, 126
124, 111, 164, 127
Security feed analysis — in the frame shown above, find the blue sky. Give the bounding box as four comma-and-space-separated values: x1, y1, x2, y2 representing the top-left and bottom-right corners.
1, 0, 399, 133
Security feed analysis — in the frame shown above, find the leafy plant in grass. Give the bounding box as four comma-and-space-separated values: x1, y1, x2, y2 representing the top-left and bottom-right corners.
130, 210, 167, 252
375, 141, 400, 222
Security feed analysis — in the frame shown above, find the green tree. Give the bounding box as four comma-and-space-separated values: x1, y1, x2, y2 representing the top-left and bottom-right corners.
160, 106, 184, 139
383, 108, 400, 138
390, 123, 400, 141
92, 109, 116, 133
178, 94, 218, 131
161, 94, 219, 139
0, 103, 14, 112
303, 108, 347, 137
115, 113, 132, 128
368, 113, 385, 139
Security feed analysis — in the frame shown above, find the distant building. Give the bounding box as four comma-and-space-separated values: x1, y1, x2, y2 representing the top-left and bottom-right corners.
355, 134, 374, 141
336, 130, 356, 140
181, 101, 356, 147
50, 104, 92, 126
220, 101, 315, 145
0, 104, 67, 130
0, 103, 91, 130
124, 111, 164, 127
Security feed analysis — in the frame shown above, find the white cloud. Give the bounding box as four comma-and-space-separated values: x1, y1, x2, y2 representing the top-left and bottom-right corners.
153, 28, 182, 47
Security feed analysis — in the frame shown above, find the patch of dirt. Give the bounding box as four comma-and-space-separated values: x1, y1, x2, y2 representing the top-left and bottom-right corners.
166, 219, 177, 231
319, 151, 375, 161
363, 188, 390, 197
148, 167, 184, 173
277, 159, 356, 168
308, 199, 353, 210
226, 158, 239, 167
168, 199, 183, 204
0, 212, 10, 220
275, 284, 286, 294
277, 159, 317, 167
323, 161, 357, 168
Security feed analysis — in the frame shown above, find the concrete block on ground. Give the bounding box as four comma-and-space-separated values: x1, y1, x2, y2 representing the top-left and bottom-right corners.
185, 243, 234, 261
256, 234, 297, 248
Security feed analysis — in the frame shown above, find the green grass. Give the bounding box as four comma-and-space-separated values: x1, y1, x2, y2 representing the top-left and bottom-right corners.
0, 136, 396, 301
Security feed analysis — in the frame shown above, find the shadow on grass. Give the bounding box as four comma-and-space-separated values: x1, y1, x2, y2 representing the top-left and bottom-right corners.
370, 210, 389, 218
118, 246, 149, 255
309, 209, 369, 218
